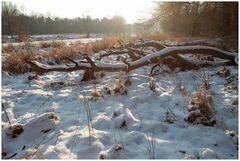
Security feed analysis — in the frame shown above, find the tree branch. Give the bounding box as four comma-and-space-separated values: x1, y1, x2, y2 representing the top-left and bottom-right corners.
26, 45, 237, 81
82, 53, 96, 67
126, 40, 166, 50
65, 57, 79, 66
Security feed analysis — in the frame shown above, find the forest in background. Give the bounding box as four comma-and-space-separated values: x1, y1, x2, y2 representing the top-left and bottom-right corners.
150, 2, 238, 37
2, 1, 238, 40
2, 1, 140, 36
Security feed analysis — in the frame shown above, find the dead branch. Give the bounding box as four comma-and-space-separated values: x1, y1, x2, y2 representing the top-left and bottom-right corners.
127, 48, 141, 61
2, 103, 12, 128
122, 56, 130, 69
171, 55, 197, 69
127, 47, 145, 57
99, 47, 145, 61
150, 63, 161, 76
99, 40, 165, 61
26, 45, 237, 81
118, 39, 124, 46
82, 53, 96, 67
99, 50, 127, 60
150, 55, 198, 76
126, 40, 166, 50
65, 57, 79, 66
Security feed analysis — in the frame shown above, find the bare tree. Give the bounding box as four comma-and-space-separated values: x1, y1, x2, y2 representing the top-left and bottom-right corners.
148, 2, 238, 37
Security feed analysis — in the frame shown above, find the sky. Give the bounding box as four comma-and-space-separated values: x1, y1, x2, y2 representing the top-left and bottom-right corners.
10, 0, 156, 24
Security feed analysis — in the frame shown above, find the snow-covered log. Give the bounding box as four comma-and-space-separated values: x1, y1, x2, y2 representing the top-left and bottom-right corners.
26, 45, 237, 81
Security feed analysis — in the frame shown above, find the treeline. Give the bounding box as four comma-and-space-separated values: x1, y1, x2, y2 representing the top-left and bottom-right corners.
2, 1, 238, 39
150, 2, 238, 37
2, 1, 144, 36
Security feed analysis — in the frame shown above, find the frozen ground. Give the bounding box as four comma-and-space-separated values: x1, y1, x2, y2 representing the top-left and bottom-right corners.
2, 37, 102, 48
2, 33, 102, 43
2, 59, 238, 159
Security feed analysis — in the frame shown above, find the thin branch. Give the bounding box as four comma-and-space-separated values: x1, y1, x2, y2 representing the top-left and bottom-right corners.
81, 53, 96, 67
65, 57, 79, 66
117, 40, 123, 46
99, 50, 127, 60
2, 102, 12, 128
122, 56, 130, 69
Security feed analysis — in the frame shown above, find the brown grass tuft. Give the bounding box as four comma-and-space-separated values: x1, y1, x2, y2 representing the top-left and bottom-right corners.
2, 43, 15, 53
112, 76, 131, 95
40, 41, 65, 48
185, 89, 215, 126
2, 50, 37, 74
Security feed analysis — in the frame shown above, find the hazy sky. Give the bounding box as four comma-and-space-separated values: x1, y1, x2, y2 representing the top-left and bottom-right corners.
10, 0, 156, 23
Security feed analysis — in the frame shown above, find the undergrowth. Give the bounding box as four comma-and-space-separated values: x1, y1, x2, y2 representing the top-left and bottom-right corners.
2, 34, 235, 74
2, 36, 136, 74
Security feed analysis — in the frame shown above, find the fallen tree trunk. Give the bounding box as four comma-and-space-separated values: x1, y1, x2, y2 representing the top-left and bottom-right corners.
128, 46, 237, 70
26, 45, 237, 81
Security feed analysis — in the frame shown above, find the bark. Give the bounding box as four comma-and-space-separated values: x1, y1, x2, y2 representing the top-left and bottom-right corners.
81, 69, 96, 82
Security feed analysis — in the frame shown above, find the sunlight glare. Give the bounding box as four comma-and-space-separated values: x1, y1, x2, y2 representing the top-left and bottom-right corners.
11, 0, 155, 23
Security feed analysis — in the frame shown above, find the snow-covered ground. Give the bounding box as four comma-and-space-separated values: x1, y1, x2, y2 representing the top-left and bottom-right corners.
2, 37, 102, 48
2, 56, 238, 159
2, 33, 102, 43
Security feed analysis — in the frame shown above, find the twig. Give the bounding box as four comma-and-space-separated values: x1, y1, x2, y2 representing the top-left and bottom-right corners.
146, 128, 155, 159
82, 91, 94, 145
167, 107, 178, 120
122, 56, 130, 70
5, 153, 17, 159
2, 102, 12, 128
117, 40, 123, 46
65, 57, 79, 66
35, 95, 52, 115
53, 131, 60, 150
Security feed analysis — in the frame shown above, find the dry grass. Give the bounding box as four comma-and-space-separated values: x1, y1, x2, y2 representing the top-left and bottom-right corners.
2, 50, 37, 74
185, 89, 215, 126
82, 36, 137, 54
91, 37, 120, 53
44, 45, 83, 63
197, 71, 211, 90
136, 32, 188, 42
2, 43, 15, 53
193, 90, 213, 114
112, 76, 132, 95
2, 42, 84, 74
92, 82, 102, 98
2, 36, 137, 74
1, 33, 218, 75
40, 41, 65, 48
